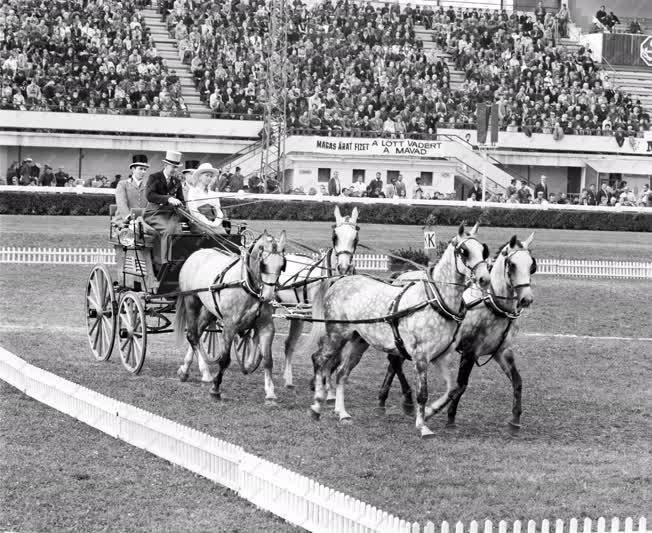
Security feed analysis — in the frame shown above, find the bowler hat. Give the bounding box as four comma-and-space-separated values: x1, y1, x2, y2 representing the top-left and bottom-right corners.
129, 154, 150, 169
181, 160, 200, 175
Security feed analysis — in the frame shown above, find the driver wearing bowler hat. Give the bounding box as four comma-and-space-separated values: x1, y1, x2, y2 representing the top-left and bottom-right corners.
144, 150, 185, 268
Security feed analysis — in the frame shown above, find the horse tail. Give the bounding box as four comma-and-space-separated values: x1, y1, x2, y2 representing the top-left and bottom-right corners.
302, 278, 330, 355
174, 294, 188, 347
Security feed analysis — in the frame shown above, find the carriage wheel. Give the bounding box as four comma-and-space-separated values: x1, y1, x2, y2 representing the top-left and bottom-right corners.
202, 327, 221, 363
233, 329, 262, 375
85, 264, 117, 362
118, 292, 147, 374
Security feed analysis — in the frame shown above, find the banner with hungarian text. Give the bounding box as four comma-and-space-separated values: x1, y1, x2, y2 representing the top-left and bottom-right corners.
313, 137, 443, 157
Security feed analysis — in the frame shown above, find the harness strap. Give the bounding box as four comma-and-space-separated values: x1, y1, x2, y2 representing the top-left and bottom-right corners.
422, 279, 465, 361
386, 282, 414, 361
475, 320, 514, 367
210, 255, 241, 323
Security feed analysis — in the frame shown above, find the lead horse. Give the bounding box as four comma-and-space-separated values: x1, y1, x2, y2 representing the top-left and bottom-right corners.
384, 233, 537, 430
174, 231, 287, 402
277, 206, 360, 390
306, 224, 491, 438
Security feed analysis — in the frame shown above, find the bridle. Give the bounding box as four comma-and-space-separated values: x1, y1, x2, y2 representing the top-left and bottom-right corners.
331, 220, 359, 273
451, 235, 489, 280
244, 241, 286, 300
502, 248, 537, 291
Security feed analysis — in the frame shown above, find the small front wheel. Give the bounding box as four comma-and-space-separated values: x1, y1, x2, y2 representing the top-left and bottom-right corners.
117, 292, 147, 374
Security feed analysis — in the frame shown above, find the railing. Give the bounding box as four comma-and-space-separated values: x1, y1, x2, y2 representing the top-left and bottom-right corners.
2, 247, 651, 278
0, 346, 648, 533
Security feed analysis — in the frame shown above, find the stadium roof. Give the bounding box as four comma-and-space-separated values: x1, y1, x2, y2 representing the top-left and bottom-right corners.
586, 159, 651, 175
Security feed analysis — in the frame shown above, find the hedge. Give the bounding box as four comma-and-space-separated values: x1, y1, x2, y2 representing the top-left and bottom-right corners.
1, 191, 650, 232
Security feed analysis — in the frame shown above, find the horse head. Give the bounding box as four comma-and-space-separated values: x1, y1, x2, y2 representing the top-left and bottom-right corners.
249, 230, 287, 302
496, 233, 536, 308
332, 206, 360, 275
450, 223, 491, 288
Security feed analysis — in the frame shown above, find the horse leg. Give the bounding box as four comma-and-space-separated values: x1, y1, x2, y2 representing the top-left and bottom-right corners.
414, 356, 435, 439
310, 334, 346, 420
196, 309, 218, 383
494, 346, 523, 432
424, 353, 455, 421
283, 319, 303, 389
446, 351, 476, 428
257, 309, 278, 405
325, 350, 342, 405
209, 330, 235, 400
377, 356, 397, 414
178, 346, 194, 382
392, 355, 414, 415
334, 336, 368, 423
177, 295, 202, 381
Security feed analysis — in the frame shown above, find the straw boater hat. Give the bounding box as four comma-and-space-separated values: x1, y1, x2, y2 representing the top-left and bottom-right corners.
191, 162, 220, 180
129, 154, 150, 169
162, 150, 182, 167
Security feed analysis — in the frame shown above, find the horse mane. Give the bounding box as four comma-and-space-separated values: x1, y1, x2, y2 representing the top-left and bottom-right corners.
493, 238, 523, 259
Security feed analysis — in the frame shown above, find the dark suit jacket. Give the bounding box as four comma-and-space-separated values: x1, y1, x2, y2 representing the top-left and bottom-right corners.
145, 170, 185, 213
328, 177, 341, 196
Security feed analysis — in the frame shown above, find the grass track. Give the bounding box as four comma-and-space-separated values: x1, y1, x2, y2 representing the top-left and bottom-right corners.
1, 265, 650, 525
2, 215, 652, 261
0, 382, 298, 533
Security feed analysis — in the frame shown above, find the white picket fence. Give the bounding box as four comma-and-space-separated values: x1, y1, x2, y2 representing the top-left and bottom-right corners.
0, 346, 647, 533
0, 246, 115, 265
0, 247, 650, 279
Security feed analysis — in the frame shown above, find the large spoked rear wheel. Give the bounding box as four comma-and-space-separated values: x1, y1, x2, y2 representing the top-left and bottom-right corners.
118, 292, 147, 374
85, 264, 117, 362
233, 329, 262, 375
201, 326, 222, 363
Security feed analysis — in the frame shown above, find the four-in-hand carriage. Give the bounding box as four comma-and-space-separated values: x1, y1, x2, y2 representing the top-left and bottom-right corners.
85, 205, 255, 374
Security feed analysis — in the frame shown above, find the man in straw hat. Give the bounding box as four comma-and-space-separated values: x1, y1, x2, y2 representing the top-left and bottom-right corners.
113, 154, 155, 234
144, 150, 185, 268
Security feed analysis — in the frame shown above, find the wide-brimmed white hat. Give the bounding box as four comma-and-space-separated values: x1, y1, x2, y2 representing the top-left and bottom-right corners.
191, 162, 220, 180
162, 150, 182, 167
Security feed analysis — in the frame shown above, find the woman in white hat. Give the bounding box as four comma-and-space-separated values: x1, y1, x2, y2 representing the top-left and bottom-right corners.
185, 162, 225, 233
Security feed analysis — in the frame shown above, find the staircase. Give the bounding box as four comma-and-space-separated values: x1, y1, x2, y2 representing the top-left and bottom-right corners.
610, 69, 652, 110
140, 7, 211, 118
414, 25, 465, 91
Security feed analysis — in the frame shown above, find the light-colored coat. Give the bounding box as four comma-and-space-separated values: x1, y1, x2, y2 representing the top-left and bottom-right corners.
114, 177, 148, 225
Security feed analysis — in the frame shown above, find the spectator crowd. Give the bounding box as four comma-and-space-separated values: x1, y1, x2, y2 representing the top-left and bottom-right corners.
159, 0, 650, 139
0, 0, 189, 116
5, 157, 120, 188
0, 0, 649, 139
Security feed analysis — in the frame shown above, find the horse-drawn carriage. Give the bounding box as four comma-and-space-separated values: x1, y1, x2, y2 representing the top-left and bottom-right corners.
84, 205, 255, 374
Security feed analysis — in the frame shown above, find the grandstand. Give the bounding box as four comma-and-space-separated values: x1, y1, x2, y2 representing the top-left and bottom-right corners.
0, 0, 650, 205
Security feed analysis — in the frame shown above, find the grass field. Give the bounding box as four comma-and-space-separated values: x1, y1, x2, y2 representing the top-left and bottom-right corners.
1, 264, 650, 528
0, 382, 298, 533
2, 215, 652, 261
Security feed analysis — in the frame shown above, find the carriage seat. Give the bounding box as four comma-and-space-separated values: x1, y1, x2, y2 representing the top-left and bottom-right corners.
108, 204, 156, 247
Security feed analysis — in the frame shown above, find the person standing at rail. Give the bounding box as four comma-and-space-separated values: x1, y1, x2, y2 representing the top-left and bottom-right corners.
144, 150, 185, 269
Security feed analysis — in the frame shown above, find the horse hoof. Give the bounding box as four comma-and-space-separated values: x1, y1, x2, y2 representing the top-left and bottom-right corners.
265, 399, 278, 407
420, 427, 436, 440
326, 398, 336, 406
309, 408, 320, 421
446, 421, 457, 429
402, 402, 415, 416
508, 421, 521, 435
177, 369, 189, 382
285, 384, 295, 390
209, 386, 221, 400
339, 417, 353, 426
374, 406, 386, 416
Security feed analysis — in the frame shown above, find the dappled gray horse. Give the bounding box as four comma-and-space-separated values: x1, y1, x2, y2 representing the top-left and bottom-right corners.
383, 233, 536, 431
306, 224, 491, 439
